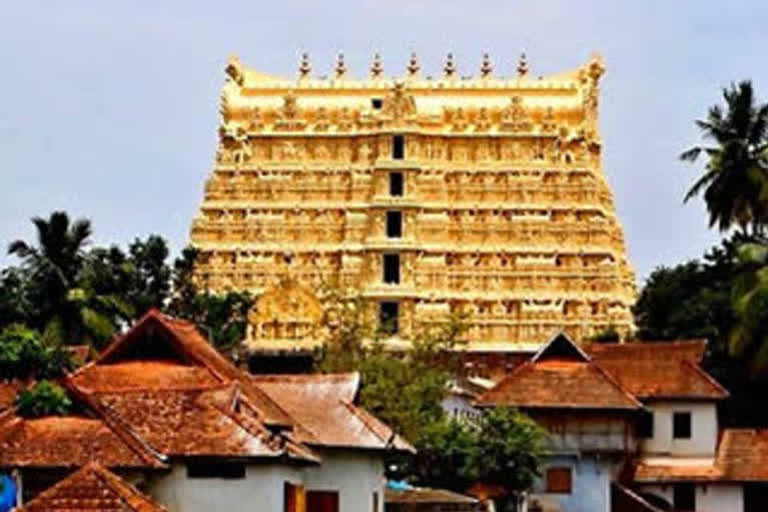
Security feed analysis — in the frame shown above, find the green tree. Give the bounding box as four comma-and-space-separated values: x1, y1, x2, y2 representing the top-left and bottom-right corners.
681, 81, 768, 236
126, 235, 171, 313
0, 324, 74, 380
7, 212, 128, 346
15, 381, 73, 418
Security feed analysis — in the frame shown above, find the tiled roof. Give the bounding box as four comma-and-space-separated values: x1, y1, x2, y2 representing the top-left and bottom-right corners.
0, 380, 24, 411
0, 415, 164, 469
588, 341, 728, 400
87, 384, 299, 459
476, 359, 641, 410
19, 462, 167, 512
385, 487, 479, 504
251, 373, 414, 452
633, 429, 768, 483
69, 361, 220, 392
95, 309, 294, 427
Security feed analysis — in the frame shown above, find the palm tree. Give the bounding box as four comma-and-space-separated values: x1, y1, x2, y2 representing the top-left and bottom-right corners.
8, 212, 129, 346
729, 242, 768, 376
681, 81, 768, 236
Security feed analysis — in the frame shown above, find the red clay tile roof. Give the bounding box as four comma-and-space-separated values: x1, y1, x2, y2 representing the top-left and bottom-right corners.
86, 384, 299, 460
69, 361, 220, 392
251, 373, 414, 452
0, 380, 24, 411
476, 359, 642, 410
588, 341, 728, 400
0, 415, 164, 469
95, 309, 294, 427
385, 488, 479, 504
633, 429, 768, 483
19, 462, 167, 512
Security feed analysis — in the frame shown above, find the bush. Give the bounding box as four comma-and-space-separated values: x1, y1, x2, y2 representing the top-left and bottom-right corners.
15, 381, 73, 418
0, 324, 74, 380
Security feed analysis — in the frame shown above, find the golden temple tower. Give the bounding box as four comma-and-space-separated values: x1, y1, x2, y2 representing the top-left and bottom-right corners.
190, 52, 636, 352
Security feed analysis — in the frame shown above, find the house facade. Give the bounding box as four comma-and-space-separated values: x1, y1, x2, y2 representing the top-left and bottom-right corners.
0, 310, 412, 512
476, 333, 768, 512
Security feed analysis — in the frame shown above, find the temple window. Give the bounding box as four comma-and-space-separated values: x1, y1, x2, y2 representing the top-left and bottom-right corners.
383, 253, 400, 284
392, 134, 405, 159
389, 172, 404, 196
386, 211, 403, 238
371, 98, 383, 109
379, 301, 399, 335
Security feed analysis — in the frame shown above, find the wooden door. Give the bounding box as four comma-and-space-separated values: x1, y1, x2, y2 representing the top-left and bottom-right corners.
306, 490, 339, 512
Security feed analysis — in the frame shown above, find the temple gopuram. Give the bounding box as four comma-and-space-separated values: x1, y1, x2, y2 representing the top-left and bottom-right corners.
190, 52, 636, 356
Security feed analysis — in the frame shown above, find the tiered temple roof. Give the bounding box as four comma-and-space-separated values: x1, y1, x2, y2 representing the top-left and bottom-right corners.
190, 52, 637, 351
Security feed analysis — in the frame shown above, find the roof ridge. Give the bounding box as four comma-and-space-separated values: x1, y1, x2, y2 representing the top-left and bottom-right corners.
588, 360, 643, 408
340, 400, 389, 445
681, 359, 730, 398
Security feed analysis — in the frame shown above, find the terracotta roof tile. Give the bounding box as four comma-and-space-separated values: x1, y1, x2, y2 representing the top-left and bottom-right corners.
0, 380, 24, 411
69, 361, 220, 392
385, 488, 479, 504
19, 462, 167, 512
588, 341, 728, 400
96, 309, 294, 427
633, 429, 768, 483
88, 385, 290, 459
251, 373, 414, 452
476, 359, 642, 410
0, 415, 164, 469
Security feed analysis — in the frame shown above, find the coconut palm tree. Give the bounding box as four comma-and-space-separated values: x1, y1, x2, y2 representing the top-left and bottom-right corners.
8, 212, 129, 346
729, 242, 768, 376
681, 80, 768, 237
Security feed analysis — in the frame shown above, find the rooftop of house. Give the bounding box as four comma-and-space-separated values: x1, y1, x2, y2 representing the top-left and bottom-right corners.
475, 334, 728, 410
18, 462, 167, 512
475, 333, 642, 410
634, 429, 768, 483
0, 309, 412, 470
385, 487, 480, 505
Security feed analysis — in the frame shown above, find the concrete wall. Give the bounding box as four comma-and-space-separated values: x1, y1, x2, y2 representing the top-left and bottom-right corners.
150, 450, 385, 512
151, 463, 303, 512
301, 449, 385, 512
641, 483, 743, 512
641, 401, 718, 456
528, 455, 622, 512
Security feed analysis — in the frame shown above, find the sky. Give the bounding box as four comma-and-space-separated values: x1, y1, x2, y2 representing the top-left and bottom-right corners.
1, 1, 767, 282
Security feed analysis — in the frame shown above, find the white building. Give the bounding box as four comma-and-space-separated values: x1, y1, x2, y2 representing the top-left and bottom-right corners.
0, 309, 413, 512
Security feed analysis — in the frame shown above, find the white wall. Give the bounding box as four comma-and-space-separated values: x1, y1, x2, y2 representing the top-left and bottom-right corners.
641, 401, 718, 456
641, 483, 743, 512
151, 463, 303, 512
301, 449, 385, 512
149, 450, 385, 512
529, 455, 623, 512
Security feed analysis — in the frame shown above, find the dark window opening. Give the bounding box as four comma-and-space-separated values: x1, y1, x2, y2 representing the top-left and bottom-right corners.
379, 302, 399, 335
393, 135, 405, 159
673, 412, 692, 439
389, 172, 404, 196
187, 461, 246, 479
383, 254, 400, 284
307, 491, 339, 512
386, 211, 403, 238
673, 483, 696, 511
638, 410, 654, 439
371, 98, 383, 109
545, 467, 572, 494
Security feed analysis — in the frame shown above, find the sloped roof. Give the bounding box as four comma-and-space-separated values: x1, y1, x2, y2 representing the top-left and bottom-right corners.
0, 415, 164, 469
92, 309, 294, 427
633, 429, 768, 483
476, 333, 641, 410
385, 487, 479, 504
251, 373, 414, 452
588, 341, 728, 400
69, 361, 220, 392
0, 380, 24, 411
19, 462, 167, 512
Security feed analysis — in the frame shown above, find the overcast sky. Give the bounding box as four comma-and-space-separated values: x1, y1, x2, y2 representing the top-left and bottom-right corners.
1, 1, 766, 281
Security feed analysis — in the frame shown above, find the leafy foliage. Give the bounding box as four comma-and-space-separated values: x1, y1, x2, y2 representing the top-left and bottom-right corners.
0, 324, 74, 380
412, 408, 546, 496
15, 381, 73, 418
681, 80, 768, 236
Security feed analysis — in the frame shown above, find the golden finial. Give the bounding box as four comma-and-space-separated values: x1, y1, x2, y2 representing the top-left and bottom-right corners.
517, 52, 529, 77
370, 53, 384, 78
443, 53, 457, 78
298, 52, 312, 79
406, 52, 420, 76
480, 53, 493, 78
334, 52, 347, 78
